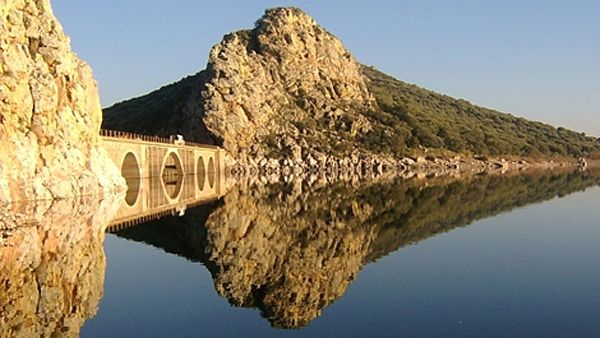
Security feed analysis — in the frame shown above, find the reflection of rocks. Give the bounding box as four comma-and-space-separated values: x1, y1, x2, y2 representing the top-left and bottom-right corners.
0, 196, 122, 337
114, 168, 600, 329
203, 169, 600, 328
205, 186, 377, 328
0, 0, 124, 202
363, 168, 600, 261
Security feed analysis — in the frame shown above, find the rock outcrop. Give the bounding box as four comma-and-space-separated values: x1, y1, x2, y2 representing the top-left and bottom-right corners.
202, 7, 376, 159
0, 0, 124, 202
105, 7, 380, 165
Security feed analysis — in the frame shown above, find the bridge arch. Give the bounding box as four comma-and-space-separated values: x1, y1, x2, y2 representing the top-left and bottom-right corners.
160, 150, 184, 201
197, 155, 206, 191
160, 150, 184, 177
121, 152, 141, 207
207, 156, 215, 189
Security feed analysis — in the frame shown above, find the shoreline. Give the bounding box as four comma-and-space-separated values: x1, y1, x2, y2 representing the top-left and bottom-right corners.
227, 153, 598, 185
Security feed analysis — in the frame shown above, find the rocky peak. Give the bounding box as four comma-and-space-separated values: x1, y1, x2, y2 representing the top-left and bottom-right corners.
202, 7, 376, 158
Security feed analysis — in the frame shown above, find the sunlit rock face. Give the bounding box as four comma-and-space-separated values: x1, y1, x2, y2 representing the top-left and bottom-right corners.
0, 0, 124, 202
0, 196, 122, 337
103, 7, 378, 165
201, 7, 376, 159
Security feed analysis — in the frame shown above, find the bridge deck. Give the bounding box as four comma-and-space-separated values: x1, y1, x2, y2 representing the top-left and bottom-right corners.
100, 129, 219, 149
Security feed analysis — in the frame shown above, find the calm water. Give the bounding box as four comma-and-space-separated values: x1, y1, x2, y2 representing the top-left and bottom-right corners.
2, 169, 600, 337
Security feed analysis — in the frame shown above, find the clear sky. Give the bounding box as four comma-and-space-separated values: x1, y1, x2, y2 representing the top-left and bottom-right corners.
52, 1, 600, 137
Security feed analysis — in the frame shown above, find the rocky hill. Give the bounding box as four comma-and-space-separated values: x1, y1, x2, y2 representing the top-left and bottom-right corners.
103, 7, 600, 168
0, 0, 124, 202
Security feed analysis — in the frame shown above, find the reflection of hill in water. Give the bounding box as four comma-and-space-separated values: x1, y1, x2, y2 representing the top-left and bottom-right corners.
113, 168, 600, 329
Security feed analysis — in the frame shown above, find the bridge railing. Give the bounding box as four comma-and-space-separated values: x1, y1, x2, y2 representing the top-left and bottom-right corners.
100, 129, 219, 149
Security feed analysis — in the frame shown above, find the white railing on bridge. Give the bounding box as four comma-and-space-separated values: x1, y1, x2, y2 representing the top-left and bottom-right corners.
100, 129, 219, 149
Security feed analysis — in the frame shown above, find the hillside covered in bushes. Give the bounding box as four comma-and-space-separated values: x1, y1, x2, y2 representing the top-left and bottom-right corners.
361, 66, 599, 157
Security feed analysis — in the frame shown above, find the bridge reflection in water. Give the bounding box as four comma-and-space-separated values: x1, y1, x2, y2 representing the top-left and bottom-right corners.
100, 129, 227, 231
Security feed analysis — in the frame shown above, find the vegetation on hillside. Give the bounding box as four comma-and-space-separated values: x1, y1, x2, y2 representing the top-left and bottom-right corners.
102, 64, 600, 159
362, 66, 600, 157
102, 72, 203, 134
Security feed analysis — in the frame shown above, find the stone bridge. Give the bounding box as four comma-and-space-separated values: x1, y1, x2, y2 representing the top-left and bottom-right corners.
101, 129, 227, 231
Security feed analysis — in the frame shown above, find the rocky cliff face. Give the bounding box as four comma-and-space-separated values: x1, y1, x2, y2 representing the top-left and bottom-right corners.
105, 7, 380, 166
0, 0, 124, 202
201, 7, 376, 159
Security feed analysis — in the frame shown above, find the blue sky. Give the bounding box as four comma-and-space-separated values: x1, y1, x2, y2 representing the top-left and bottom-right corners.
52, 1, 599, 136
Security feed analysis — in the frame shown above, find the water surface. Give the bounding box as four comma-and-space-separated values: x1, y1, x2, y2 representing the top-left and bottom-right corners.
2, 169, 599, 337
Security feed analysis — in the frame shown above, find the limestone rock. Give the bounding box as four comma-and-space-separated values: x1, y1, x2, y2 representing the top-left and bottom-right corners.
0, 0, 125, 202
201, 7, 376, 158
103, 7, 378, 165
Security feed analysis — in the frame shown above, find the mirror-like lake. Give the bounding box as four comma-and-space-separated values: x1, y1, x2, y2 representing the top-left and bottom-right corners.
1, 168, 599, 337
